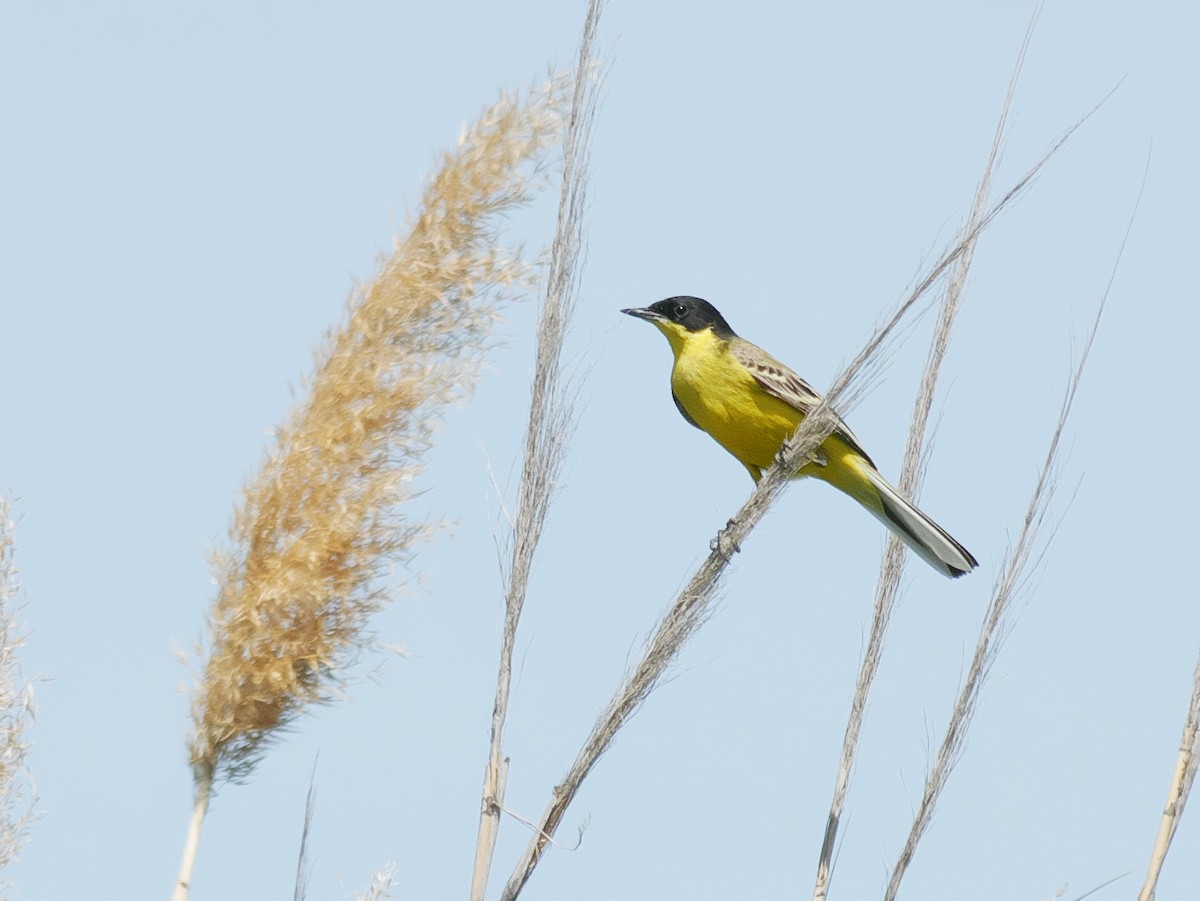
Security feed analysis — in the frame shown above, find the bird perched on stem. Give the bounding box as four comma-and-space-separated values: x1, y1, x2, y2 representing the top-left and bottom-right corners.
622, 296, 977, 578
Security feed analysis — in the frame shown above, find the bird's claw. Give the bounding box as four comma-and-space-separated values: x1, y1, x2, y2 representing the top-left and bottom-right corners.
711, 519, 742, 561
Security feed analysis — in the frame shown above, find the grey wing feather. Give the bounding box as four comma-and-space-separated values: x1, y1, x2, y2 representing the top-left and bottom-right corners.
730, 340, 876, 466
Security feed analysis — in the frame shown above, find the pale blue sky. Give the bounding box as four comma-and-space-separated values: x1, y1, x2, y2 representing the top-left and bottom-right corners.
2, 2, 1198, 899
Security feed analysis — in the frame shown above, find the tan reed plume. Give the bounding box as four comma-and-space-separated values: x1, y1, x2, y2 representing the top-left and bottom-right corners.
174, 78, 569, 901
0, 496, 35, 880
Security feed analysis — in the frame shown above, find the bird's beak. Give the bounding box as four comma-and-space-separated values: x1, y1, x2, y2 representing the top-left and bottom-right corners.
621, 307, 662, 323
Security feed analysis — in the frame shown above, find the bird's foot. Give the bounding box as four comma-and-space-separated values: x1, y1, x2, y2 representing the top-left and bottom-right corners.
711, 519, 742, 561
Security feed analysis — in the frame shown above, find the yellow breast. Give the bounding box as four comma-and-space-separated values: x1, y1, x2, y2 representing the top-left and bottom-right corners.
670, 331, 804, 472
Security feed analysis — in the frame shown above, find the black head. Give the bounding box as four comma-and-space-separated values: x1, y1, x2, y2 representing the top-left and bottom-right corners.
621, 296, 737, 338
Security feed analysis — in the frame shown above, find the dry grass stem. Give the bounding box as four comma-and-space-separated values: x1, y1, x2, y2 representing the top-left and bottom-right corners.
773, 85, 1099, 517
883, 156, 1137, 899
497, 81, 1080, 899
812, 9, 1039, 896
884, 311, 1090, 899
172, 789, 209, 901
293, 764, 317, 901
470, 4, 603, 900
1139, 649, 1200, 900
175, 77, 569, 901
0, 497, 35, 881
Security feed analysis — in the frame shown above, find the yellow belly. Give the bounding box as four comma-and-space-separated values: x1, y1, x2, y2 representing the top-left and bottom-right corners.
673, 357, 797, 468
670, 338, 798, 470
670, 336, 874, 501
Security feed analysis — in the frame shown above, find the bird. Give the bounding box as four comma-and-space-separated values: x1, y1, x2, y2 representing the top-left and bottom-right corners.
621, 296, 978, 578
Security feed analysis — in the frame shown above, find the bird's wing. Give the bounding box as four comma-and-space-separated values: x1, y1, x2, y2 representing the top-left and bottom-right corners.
730, 339, 876, 466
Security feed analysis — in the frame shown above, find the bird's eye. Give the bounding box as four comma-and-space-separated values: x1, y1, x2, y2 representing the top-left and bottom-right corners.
673, 303, 687, 319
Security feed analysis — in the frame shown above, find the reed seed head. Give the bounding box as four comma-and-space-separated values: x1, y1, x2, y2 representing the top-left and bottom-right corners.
187, 77, 570, 790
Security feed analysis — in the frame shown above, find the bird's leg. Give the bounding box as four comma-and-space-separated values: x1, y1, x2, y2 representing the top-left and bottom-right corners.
779, 445, 827, 470
711, 518, 742, 561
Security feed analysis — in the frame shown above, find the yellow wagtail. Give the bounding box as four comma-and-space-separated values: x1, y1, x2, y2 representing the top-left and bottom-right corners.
622, 296, 978, 578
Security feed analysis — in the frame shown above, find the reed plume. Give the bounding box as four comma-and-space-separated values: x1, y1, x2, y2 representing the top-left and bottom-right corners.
174, 78, 569, 900
0, 496, 35, 882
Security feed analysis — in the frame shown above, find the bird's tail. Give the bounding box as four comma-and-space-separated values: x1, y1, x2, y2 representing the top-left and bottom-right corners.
860, 466, 978, 578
